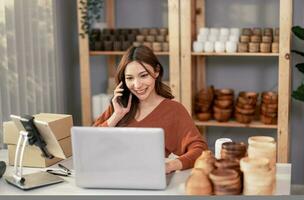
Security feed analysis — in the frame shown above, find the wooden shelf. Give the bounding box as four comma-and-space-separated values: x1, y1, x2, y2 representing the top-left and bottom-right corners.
191, 52, 279, 57
90, 51, 169, 56
194, 119, 277, 129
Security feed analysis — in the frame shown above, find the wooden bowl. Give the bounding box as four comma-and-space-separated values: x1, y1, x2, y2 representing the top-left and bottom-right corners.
260, 114, 277, 125
197, 112, 212, 121
235, 106, 255, 115
214, 99, 233, 109
235, 112, 254, 124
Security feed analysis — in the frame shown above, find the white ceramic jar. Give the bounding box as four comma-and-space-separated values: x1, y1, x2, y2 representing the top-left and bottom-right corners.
208, 34, 218, 42
199, 27, 209, 36
204, 41, 214, 52
193, 41, 204, 52
225, 41, 237, 53
220, 28, 229, 36
197, 34, 208, 42
230, 28, 240, 36
215, 41, 225, 53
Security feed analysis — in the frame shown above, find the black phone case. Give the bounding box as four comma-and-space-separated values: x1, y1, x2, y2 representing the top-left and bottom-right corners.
117, 84, 130, 108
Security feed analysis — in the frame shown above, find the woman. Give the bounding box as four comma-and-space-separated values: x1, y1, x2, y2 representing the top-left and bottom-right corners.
94, 45, 208, 174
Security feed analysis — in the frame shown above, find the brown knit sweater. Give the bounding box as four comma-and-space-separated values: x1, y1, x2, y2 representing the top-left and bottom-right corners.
93, 99, 208, 170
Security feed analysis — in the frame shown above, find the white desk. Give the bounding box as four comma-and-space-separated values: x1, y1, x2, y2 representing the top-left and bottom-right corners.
0, 150, 291, 195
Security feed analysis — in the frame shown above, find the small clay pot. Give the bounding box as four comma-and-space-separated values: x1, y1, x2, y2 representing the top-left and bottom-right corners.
249, 42, 259, 53
130, 28, 139, 35
263, 28, 273, 36
252, 28, 262, 35
139, 28, 149, 35
162, 42, 169, 51
237, 42, 248, 52
132, 41, 142, 47
149, 28, 158, 35
127, 34, 136, 42
118, 34, 126, 41
242, 28, 252, 36
113, 41, 122, 51
102, 28, 113, 35
235, 106, 255, 115
262, 36, 272, 43
94, 41, 103, 51
104, 41, 113, 51
136, 35, 145, 42
251, 35, 261, 43
143, 42, 152, 49
166, 35, 169, 42
275, 28, 280, 36
122, 41, 131, 50
260, 43, 271, 53
152, 42, 162, 52
156, 35, 165, 42
146, 35, 155, 42
272, 42, 279, 53
240, 35, 250, 43
273, 35, 279, 43
159, 28, 168, 36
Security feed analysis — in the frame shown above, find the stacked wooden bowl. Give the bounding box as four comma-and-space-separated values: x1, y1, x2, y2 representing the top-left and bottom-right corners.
209, 169, 242, 195
235, 92, 258, 124
220, 142, 247, 161
260, 92, 278, 125
237, 27, 279, 53
240, 157, 275, 195
195, 86, 215, 121
134, 28, 169, 52
213, 89, 234, 122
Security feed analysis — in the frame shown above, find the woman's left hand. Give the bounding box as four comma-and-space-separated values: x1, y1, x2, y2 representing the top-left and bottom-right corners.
165, 159, 183, 174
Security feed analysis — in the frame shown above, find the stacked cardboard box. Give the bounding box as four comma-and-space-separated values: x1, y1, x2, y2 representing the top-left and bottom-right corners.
3, 113, 73, 168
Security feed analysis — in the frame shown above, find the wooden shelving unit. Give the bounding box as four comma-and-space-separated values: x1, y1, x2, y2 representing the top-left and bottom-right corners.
180, 0, 292, 162
77, 0, 180, 125
191, 52, 279, 57
90, 51, 169, 56
194, 119, 277, 129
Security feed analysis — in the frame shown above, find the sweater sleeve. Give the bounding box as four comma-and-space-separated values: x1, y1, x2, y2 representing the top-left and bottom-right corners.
92, 105, 113, 127
175, 105, 208, 170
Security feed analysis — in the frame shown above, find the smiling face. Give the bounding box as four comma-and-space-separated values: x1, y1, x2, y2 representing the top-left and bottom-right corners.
124, 61, 159, 101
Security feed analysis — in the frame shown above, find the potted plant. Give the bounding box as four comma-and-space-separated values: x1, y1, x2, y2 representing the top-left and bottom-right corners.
291, 26, 304, 102
79, 0, 104, 38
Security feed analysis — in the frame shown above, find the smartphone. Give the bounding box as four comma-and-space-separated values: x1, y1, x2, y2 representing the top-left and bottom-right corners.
117, 82, 131, 108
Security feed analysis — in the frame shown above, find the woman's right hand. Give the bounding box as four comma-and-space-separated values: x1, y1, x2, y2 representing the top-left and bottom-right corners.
111, 82, 132, 120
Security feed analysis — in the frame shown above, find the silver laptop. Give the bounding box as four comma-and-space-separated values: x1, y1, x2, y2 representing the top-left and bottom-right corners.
71, 127, 167, 190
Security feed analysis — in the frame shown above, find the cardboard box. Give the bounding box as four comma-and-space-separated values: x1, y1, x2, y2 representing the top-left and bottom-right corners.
3, 113, 73, 144
3, 113, 73, 168
8, 136, 72, 168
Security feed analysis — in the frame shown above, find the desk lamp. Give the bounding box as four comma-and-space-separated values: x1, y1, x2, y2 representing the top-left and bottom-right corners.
5, 115, 64, 190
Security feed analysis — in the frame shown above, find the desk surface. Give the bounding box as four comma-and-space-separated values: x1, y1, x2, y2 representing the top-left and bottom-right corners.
0, 150, 291, 195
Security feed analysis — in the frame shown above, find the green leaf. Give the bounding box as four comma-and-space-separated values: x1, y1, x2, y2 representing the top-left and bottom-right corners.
292, 26, 304, 40
292, 50, 304, 57
292, 84, 304, 102
295, 63, 304, 74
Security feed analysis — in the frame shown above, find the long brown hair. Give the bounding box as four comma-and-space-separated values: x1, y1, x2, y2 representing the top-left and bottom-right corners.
114, 45, 174, 126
